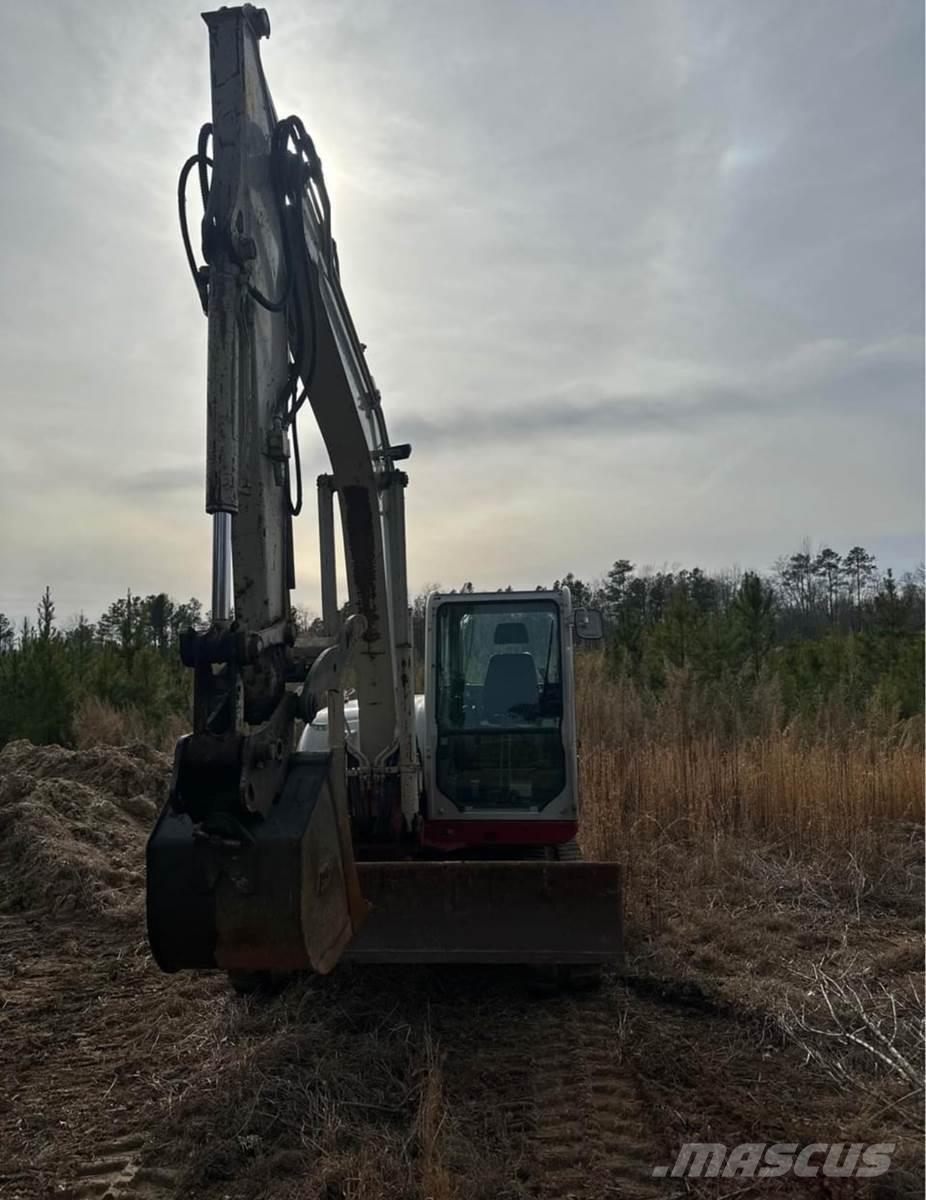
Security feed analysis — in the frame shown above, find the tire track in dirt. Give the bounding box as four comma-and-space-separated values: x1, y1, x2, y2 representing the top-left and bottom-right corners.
0, 910, 221, 1200
436, 979, 668, 1200
528, 991, 667, 1199
65, 1132, 178, 1199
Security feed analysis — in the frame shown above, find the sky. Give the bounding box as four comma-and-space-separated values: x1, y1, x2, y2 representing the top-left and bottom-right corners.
0, 0, 922, 627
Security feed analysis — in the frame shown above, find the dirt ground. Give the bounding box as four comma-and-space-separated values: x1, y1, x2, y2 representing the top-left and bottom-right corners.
0, 740, 922, 1199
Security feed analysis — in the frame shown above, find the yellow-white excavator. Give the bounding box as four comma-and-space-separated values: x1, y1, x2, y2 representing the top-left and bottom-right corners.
146, 5, 622, 986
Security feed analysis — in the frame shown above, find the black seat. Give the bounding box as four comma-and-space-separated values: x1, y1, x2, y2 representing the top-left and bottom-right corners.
481, 653, 538, 723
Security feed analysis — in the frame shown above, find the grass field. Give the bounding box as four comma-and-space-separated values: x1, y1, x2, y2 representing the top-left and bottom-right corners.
0, 665, 922, 1198
576, 649, 923, 866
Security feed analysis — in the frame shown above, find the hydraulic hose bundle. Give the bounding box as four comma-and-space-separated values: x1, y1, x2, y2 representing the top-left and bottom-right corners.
178, 117, 334, 518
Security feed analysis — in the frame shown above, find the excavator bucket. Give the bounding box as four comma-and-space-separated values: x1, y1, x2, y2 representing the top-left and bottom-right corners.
346, 860, 623, 965
147, 751, 368, 975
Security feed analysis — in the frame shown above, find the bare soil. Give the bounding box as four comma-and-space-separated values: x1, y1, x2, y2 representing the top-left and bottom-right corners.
0, 741, 921, 1199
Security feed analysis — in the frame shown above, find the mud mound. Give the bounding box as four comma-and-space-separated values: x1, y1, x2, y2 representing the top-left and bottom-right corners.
0, 740, 171, 919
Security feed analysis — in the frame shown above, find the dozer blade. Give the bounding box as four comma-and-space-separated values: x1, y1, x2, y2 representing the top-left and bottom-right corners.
345, 860, 623, 964
147, 752, 367, 975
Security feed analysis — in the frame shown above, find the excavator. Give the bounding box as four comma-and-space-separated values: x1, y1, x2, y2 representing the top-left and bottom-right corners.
146, 5, 622, 986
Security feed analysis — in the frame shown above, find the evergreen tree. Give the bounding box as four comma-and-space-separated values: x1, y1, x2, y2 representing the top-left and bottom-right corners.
732, 571, 775, 675
553, 574, 593, 607
603, 559, 634, 617
37, 587, 56, 640
170, 597, 205, 642
843, 546, 877, 607
145, 592, 174, 654
813, 548, 842, 622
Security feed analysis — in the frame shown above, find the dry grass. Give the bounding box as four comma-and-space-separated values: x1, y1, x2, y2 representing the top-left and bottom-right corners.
576, 646, 923, 958
575, 648, 924, 1160
159, 975, 485, 1200
580, 734, 922, 865
73, 695, 188, 754
414, 1032, 458, 1200
3, 651, 921, 1197
576, 650, 923, 869
0, 739, 167, 919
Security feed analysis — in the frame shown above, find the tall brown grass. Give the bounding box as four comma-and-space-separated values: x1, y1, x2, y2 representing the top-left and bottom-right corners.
73, 696, 188, 753
575, 651, 923, 877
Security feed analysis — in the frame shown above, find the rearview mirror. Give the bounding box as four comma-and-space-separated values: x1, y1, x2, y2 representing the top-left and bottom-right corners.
573, 608, 603, 641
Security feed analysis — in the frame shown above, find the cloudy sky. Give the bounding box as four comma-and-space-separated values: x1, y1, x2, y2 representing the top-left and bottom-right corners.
0, 1, 922, 626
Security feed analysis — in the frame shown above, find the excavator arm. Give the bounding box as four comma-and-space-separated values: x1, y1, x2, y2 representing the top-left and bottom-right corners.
200, 4, 412, 771
147, 4, 415, 975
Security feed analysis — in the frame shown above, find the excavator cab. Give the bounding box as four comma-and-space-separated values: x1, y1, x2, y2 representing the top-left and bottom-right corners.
426, 592, 576, 824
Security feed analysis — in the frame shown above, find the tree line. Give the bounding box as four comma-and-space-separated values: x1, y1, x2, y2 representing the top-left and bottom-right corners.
0, 590, 203, 747
0, 543, 922, 748
546, 545, 923, 725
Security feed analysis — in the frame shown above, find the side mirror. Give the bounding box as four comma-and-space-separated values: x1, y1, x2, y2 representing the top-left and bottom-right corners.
573, 607, 603, 641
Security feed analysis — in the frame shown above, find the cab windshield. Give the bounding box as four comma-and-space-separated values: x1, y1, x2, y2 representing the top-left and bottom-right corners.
434, 600, 566, 810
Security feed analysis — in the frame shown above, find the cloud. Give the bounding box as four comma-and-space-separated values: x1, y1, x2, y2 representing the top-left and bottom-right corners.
399, 387, 753, 446
0, 0, 921, 626
114, 466, 204, 494
396, 333, 923, 448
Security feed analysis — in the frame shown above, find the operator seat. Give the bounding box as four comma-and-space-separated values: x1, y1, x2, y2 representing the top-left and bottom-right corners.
482, 653, 538, 723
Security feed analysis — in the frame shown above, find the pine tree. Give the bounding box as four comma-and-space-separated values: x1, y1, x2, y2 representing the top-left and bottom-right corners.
732, 571, 776, 675
145, 593, 173, 654
603, 559, 634, 617
37, 586, 56, 640
813, 548, 842, 622
843, 546, 877, 608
